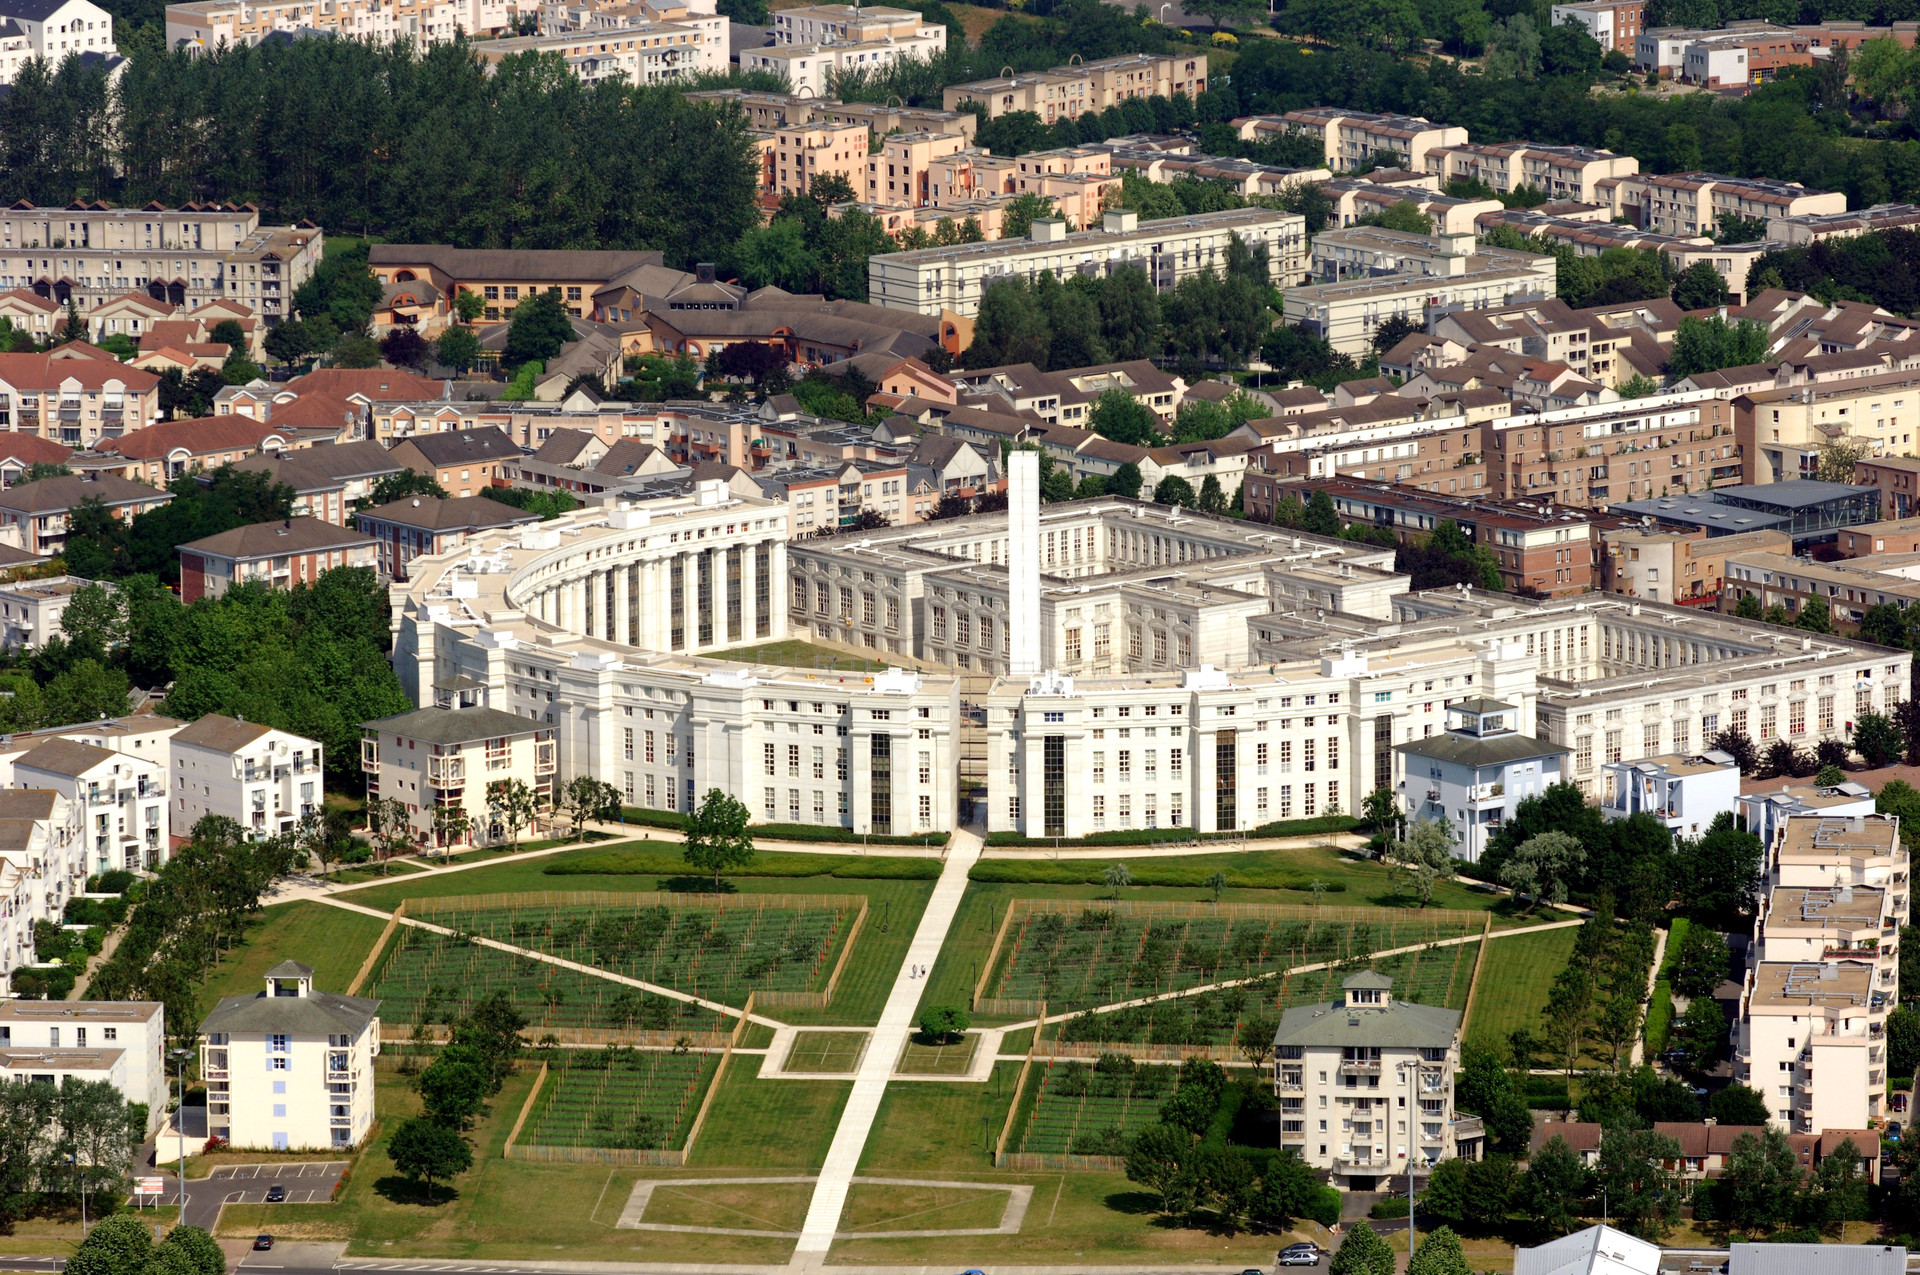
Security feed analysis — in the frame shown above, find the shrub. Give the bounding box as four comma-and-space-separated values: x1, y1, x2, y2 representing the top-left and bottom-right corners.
546, 847, 941, 880
1370, 1196, 1410, 1218
1644, 979, 1674, 1055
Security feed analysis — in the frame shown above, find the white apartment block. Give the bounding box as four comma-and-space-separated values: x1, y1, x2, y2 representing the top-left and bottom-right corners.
0, 0, 114, 88
471, 12, 726, 83
0, 1001, 167, 1128
0, 204, 322, 320
1284, 246, 1560, 356
165, 0, 513, 48
742, 32, 939, 99
14, 737, 166, 876
171, 713, 323, 842
200, 961, 378, 1150
869, 207, 1306, 318
0, 575, 100, 652
1548, 0, 1644, 51
941, 53, 1207, 124
1273, 970, 1461, 1190
1395, 695, 1569, 863
1421, 141, 1639, 203
1601, 749, 1740, 837
1740, 779, 1876, 848
772, 3, 944, 51
0, 789, 75, 977
1737, 814, 1908, 1134
1244, 108, 1468, 173
361, 705, 555, 851
1626, 172, 1846, 238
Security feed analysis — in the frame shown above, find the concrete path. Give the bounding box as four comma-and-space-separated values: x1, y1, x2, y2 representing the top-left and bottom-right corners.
1630, 923, 1669, 1069
790, 828, 982, 1263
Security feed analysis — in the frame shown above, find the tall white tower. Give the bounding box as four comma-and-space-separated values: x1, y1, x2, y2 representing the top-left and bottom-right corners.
1008, 450, 1040, 677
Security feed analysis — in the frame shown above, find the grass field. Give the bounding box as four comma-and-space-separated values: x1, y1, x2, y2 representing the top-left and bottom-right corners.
856, 1064, 1021, 1174
642, 1179, 813, 1233
1466, 927, 1579, 1051
687, 1055, 850, 1171
710, 639, 889, 671
839, 1182, 1008, 1233
990, 905, 1481, 1011
896, 1034, 978, 1076
1014, 1059, 1177, 1156
343, 857, 935, 1027
787, 1031, 866, 1073
928, 848, 1554, 1023
199, 900, 391, 1003
366, 929, 731, 1034
409, 895, 860, 1007
523, 1050, 720, 1150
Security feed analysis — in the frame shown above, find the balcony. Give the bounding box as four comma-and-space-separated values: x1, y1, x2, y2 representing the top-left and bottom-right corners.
427, 755, 465, 787
361, 739, 379, 772
1281, 1129, 1307, 1143
1339, 1060, 1382, 1076
1334, 1154, 1386, 1170
534, 740, 556, 775
1278, 1072, 1305, 1093
1467, 783, 1504, 806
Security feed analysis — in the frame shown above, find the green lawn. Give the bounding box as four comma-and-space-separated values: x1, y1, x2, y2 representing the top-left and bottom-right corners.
710, 639, 889, 672
345, 855, 934, 1027
787, 1031, 867, 1073
856, 1064, 1020, 1174
199, 900, 392, 1003
1465, 927, 1579, 1051
687, 1055, 850, 1171
839, 1181, 1008, 1233
896, 1034, 979, 1076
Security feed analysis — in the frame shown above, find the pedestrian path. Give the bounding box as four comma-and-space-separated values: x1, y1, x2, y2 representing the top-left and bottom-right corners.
790, 827, 982, 1263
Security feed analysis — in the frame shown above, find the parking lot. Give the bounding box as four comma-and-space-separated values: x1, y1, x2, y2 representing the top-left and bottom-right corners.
209, 1162, 350, 1205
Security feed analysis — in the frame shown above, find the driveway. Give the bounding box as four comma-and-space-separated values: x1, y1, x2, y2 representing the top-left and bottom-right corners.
159, 1162, 350, 1231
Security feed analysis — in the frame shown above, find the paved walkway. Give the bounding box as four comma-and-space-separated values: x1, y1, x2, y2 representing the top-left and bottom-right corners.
1629, 924, 1669, 1068
790, 828, 982, 1264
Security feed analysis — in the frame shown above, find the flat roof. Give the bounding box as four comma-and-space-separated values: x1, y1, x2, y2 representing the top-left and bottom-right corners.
1750, 960, 1876, 1009
1766, 885, 1885, 930
1777, 814, 1902, 860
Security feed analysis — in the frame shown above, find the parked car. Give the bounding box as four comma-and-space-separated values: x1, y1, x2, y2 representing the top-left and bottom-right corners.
265, 1185, 287, 1202
1280, 1245, 1320, 1267
252, 1237, 274, 1252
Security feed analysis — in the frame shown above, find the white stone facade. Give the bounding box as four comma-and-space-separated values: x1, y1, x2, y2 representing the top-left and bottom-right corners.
200, 962, 378, 1151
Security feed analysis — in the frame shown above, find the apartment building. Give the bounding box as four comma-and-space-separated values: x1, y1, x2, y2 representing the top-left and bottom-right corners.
0, 0, 115, 87
1601, 749, 1741, 836
1848, 456, 1920, 521
1283, 240, 1559, 356
1738, 814, 1907, 1134
867, 130, 969, 208
1738, 371, 1920, 486
1396, 696, 1571, 862
757, 120, 869, 202
1630, 172, 1845, 238
356, 496, 541, 582
1768, 203, 1920, 246
367, 246, 690, 327
1422, 140, 1639, 203
1741, 780, 1876, 848
200, 962, 378, 1150
0, 474, 169, 557
0, 576, 95, 652
0, 1001, 167, 1127
177, 517, 379, 603
361, 706, 556, 850
869, 207, 1304, 319
742, 29, 942, 99
1240, 108, 1468, 173
771, 3, 944, 51
1272, 971, 1461, 1191
686, 88, 978, 142
1601, 525, 1791, 602
165, 0, 512, 46
1837, 513, 1920, 557
0, 205, 321, 320
1722, 551, 1920, 629
471, 15, 726, 85
170, 713, 323, 841
14, 737, 167, 876
1633, 22, 1792, 75
1548, 0, 1644, 50
941, 52, 1207, 122
0, 352, 162, 446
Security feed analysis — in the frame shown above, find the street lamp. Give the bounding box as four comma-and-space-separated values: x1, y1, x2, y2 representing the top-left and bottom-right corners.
171, 1046, 194, 1213
1399, 1060, 1416, 1255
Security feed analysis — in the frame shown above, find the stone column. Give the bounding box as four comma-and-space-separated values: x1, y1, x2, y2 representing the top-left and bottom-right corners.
615, 564, 632, 646
770, 536, 789, 642
741, 541, 758, 647
680, 553, 699, 651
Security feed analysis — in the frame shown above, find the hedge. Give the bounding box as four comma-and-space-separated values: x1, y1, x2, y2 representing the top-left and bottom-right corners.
545, 847, 942, 881
1659, 917, 1691, 980
1644, 979, 1674, 1056
1524, 1076, 1572, 1110
967, 860, 1349, 892
983, 814, 1359, 848
616, 808, 949, 847
1369, 1196, 1410, 1219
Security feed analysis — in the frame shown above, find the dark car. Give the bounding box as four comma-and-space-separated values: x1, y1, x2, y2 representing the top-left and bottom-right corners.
252, 1237, 273, 1252
265, 1185, 287, 1203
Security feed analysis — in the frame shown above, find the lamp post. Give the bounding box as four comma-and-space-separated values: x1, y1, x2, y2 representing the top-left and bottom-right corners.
171, 1046, 193, 1213
1401, 1059, 1416, 1256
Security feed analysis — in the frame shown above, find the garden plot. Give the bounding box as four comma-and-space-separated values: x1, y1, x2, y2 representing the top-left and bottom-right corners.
985, 900, 1483, 1013
1014, 1057, 1178, 1157
521, 1048, 720, 1151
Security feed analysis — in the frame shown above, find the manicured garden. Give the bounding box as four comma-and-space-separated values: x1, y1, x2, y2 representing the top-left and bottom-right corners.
1464, 926, 1580, 1050
1013, 1057, 1179, 1156
521, 1049, 720, 1151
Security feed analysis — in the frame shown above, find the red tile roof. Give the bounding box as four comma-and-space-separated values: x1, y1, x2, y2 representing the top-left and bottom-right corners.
96, 416, 276, 461
0, 353, 159, 392
284, 368, 447, 401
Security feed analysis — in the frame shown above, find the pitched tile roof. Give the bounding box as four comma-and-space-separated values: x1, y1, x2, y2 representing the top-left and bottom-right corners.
179, 516, 376, 561
96, 416, 276, 461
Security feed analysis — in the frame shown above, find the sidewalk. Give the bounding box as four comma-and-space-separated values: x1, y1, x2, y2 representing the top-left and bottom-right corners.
790, 828, 983, 1264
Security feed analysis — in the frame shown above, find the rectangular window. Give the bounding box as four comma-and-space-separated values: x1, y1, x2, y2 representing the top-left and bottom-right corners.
1760, 704, 1777, 740
1093, 752, 1105, 784
1170, 748, 1183, 778
1256, 741, 1269, 776
764, 742, 776, 776
872, 734, 893, 834
1117, 750, 1131, 781
1790, 700, 1806, 736
788, 744, 800, 778
1819, 695, 1835, 731
1303, 739, 1316, 772
1643, 722, 1660, 755
1605, 730, 1622, 763
623, 727, 634, 761
1065, 627, 1082, 662
1278, 785, 1292, 818
1576, 735, 1592, 772
1171, 792, 1184, 825
1043, 735, 1066, 838
812, 746, 825, 780
1216, 730, 1237, 831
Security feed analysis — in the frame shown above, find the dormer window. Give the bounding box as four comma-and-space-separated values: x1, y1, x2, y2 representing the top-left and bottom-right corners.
1348, 989, 1382, 1005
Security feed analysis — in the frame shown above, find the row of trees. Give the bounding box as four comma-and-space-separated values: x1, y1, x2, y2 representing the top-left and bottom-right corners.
387, 994, 529, 1201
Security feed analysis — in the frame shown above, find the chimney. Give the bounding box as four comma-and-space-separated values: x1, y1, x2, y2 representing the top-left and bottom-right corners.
1028, 218, 1068, 244
696, 263, 716, 284
1103, 208, 1138, 235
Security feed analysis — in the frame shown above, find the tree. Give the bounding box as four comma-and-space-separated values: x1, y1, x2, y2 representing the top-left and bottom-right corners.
1124, 1122, 1194, 1217
416, 1052, 488, 1129
1236, 1011, 1278, 1067
430, 803, 471, 853
486, 778, 536, 848
450, 992, 526, 1093
710, 340, 789, 391
1525, 1135, 1590, 1237
1371, 313, 1421, 353
1103, 861, 1133, 896
1089, 388, 1160, 446
1815, 763, 1846, 786
435, 326, 481, 375
1854, 710, 1904, 767
1499, 830, 1585, 909
1669, 924, 1729, 999
1890, 1004, 1920, 1081
1672, 996, 1730, 1073
367, 470, 448, 506
1795, 595, 1834, 633
1671, 259, 1728, 309
65, 1215, 151, 1275
560, 775, 621, 840
1711, 727, 1758, 775
1388, 817, 1456, 906
1816, 435, 1873, 485
1593, 1125, 1682, 1238
1329, 1221, 1394, 1275
332, 332, 382, 369
1196, 474, 1226, 515
149, 1227, 225, 1275
1677, 814, 1762, 922
503, 290, 573, 369
683, 788, 753, 889
1406, 1228, 1470, 1275
1669, 317, 1770, 378
1706, 1083, 1771, 1126
366, 795, 414, 870
918, 1005, 968, 1043
262, 320, 313, 367
386, 1117, 471, 1203
1454, 1043, 1533, 1150
1109, 463, 1143, 499
1359, 200, 1435, 235
1879, 779, 1920, 829
1718, 1126, 1800, 1234
453, 290, 486, 324
1302, 490, 1340, 536
1153, 475, 1195, 507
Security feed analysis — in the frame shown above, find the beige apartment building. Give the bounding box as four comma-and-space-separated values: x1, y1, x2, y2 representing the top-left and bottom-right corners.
772, 3, 944, 50
0, 205, 322, 319
470, 15, 726, 85
1738, 814, 1907, 1135
201, 962, 380, 1151
1738, 371, 1920, 485
1241, 108, 1467, 173
1421, 141, 1639, 203
942, 52, 1206, 122
165, 0, 513, 47
758, 120, 870, 202
1601, 525, 1791, 603
362, 704, 558, 851
868, 130, 968, 208
742, 28, 944, 98
1626, 173, 1846, 238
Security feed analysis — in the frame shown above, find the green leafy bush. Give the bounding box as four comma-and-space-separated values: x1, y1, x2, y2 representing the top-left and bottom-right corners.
984, 814, 1356, 847
968, 860, 1348, 893
546, 847, 941, 880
